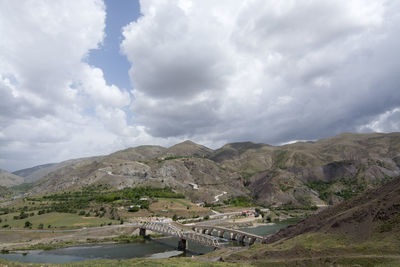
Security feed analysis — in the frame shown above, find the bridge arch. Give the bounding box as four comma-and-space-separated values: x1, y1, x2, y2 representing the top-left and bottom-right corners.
138, 222, 220, 250
141, 221, 183, 238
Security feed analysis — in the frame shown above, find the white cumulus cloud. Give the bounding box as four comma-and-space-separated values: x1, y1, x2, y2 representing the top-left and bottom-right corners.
0, 0, 137, 171
122, 0, 400, 144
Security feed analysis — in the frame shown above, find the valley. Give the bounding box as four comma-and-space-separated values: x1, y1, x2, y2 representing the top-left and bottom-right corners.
0, 132, 400, 265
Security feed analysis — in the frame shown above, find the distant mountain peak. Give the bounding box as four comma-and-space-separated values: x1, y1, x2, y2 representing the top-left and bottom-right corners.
166, 140, 213, 157
172, 140, 200, 146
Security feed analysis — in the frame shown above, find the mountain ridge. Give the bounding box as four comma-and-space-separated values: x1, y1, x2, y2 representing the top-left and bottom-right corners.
7, 132, 400, 207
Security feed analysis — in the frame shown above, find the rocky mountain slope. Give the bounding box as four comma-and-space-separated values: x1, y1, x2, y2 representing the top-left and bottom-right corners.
265, 175, 400, 244
28, 143, 245, 203
12, 157, 102, 184
0, 169, 24, 187
19, 132, 400, 206
213, 133, 400, 206
224, 175, 400, 265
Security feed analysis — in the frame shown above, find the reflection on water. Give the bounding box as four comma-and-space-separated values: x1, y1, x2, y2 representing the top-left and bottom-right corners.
0, 220, 296, 264
0, 237, 213, 264
240, 218, 299, 236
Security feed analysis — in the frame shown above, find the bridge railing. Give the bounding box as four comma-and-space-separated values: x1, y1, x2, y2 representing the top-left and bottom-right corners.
182, 231, 220, 247
138, 222, 220, 247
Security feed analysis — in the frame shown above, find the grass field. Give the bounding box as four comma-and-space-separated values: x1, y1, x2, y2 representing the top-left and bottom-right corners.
148, 198, 210, 218
0, 212, 116, 229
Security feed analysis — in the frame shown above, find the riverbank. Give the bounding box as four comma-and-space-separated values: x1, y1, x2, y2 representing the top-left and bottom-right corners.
0, 257, 252, 267
0, 220, 300, 264
0, 224, 142, 251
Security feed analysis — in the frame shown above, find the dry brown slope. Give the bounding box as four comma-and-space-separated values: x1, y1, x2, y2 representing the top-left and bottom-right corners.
24, 132, 400, 208
242, 133, 400, 206
0, 169, 24, 187
265, 175, 400, 243
29, 154, 246, 203
165, 140, 213, 158
109, 145, 166, 161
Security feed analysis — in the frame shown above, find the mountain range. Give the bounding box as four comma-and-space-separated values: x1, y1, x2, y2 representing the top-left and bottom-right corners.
1, 132, 400, 206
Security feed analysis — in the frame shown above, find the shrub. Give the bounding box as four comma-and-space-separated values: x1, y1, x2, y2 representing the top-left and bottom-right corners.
128, 206, 139, 212
16, 211, 28, 220
38, 210, 46, 215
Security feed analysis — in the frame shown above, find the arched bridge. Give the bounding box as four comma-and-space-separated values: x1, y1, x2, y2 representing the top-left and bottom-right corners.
137, 222, 219, 250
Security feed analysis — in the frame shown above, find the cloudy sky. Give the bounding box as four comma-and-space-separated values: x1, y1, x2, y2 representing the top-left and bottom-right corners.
1, 0, 400, 171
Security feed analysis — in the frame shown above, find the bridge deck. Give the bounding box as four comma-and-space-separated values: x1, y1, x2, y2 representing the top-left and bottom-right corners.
194, 224, 264, 240
129, 221, 264, 247
133, 222, 220, 247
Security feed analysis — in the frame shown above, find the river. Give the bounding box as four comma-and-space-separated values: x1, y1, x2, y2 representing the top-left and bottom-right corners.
0, 220, 296, 264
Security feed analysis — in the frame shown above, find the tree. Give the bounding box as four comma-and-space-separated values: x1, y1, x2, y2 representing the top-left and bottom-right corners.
18, 211, 28, 220
38, 223, 44, 229
24, 221, 32, 228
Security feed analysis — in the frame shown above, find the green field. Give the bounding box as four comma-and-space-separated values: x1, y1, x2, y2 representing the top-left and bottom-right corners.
0, 186, 194, 229
0, 212, 116, 229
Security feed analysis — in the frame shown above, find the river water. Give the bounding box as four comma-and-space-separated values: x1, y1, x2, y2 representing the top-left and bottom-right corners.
0, 220, 296, 264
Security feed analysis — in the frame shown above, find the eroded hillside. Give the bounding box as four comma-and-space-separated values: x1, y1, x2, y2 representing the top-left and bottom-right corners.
22, 132, 400, 206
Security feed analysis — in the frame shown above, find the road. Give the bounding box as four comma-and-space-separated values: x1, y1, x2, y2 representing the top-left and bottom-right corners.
213, 191, 227, 203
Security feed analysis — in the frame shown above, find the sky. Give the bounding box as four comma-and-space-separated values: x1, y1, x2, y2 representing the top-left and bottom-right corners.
1, 0, 400, 172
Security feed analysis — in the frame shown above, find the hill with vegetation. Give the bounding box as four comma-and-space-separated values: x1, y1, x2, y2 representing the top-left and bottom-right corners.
213, 132, 400, 207
223, 175, 400, 265
8, 132, 400, 208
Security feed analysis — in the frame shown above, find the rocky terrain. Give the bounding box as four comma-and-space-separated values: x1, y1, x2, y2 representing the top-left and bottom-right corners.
6, 132, 400, 207
215, 132, 400, 206
11, 157, 103, 184
265, 174, 400, 244
0, 169, 24, 187
221, 175, 400, 265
